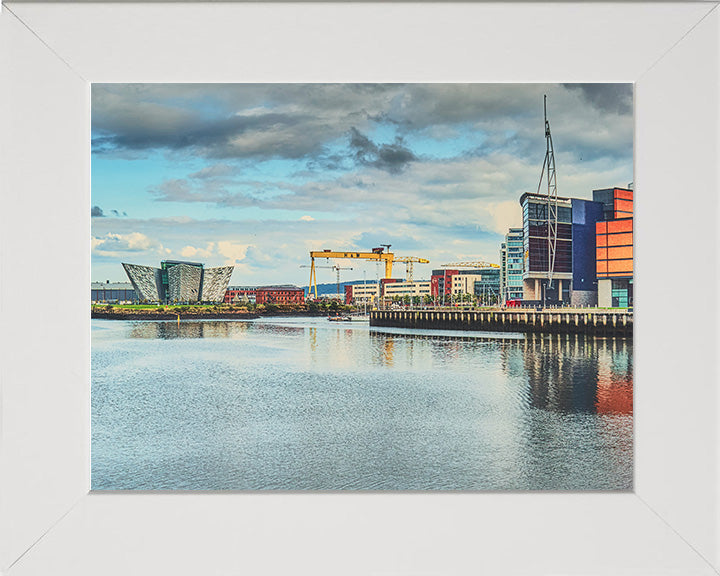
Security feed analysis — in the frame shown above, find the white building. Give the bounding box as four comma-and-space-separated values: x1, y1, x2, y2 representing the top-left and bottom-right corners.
383, 280, 431, 299
451, 274, 484, 296
348, 283, 380, 304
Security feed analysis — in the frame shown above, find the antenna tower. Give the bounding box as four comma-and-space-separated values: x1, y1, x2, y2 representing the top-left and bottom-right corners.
536, 95, 558, 289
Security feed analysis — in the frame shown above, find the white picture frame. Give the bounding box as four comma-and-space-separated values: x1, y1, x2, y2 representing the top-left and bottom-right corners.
1, 2, 718, 574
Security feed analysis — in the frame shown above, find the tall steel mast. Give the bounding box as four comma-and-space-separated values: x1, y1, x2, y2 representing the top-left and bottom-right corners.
536, 95, 558, 290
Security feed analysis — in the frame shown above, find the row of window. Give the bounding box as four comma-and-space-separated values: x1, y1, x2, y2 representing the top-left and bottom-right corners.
597, 246, 633, 260
597, 219, 633, 234
596, 232, 633, 248
597, 259, 633, 275
523, 202, 572, 223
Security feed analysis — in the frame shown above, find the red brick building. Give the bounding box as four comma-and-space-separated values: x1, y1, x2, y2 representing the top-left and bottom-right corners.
224, 287, 257, 304
255, 285, 305, 305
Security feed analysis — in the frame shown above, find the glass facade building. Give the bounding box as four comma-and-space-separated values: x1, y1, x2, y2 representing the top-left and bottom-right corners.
500, 228, 524, 302
473, 268, 501, 305
520, 192, 574, 302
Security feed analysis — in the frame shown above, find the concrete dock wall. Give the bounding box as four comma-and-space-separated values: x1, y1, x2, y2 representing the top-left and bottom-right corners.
370, 309, 632, 337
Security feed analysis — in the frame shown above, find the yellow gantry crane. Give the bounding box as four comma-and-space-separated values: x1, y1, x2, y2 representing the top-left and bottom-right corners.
308, 248, 429, 299
300, 264, 353, 298
441, 261, 500, 269
394, 256, 430, 283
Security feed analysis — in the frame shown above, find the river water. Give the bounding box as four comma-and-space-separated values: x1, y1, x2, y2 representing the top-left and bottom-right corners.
91, 317, 633, 491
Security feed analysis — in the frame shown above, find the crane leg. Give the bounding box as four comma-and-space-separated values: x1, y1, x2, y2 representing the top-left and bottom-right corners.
384, 258, 393, 279
310, 259, 317, 299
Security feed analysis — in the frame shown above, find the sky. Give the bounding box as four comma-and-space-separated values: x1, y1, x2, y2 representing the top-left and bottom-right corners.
91, 83, 633, 287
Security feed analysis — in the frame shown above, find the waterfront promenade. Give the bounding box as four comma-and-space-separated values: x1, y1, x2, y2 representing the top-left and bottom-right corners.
370, 308, 632, 337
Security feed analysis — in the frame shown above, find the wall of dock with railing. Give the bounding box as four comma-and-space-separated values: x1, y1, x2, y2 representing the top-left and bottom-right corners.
370, 309, 632, 337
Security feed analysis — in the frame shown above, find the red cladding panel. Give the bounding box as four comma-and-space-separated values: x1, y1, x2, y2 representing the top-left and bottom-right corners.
614, 199, 634, 216
614, 188, 634, 201
608, 246, 633, 260
607, 259, 633, 274
607, 219, 633, 234
607, 232, 633, 247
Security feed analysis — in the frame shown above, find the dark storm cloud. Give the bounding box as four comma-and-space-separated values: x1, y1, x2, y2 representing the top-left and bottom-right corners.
93, 83, 632, 199
349, 128, 416, 174
92, 83, 395, 161
563, 84, 633, 115
93, 110, 317, 159
91, 205, 105, 217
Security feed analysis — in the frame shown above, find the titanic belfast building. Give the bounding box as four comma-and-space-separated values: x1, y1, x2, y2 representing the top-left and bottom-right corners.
122, 260, 234, 303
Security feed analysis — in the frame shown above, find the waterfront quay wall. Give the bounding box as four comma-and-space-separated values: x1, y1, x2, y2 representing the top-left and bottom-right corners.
370, 309, 632, 337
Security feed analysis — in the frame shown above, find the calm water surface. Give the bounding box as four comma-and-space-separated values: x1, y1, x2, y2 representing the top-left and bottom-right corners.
92, 317, 633, 490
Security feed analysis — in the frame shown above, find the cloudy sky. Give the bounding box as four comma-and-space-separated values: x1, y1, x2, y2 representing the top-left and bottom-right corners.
91, 83, 633, 287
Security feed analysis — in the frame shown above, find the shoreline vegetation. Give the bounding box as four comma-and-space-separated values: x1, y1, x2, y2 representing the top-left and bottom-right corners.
91, 301, 356, 320
91, 302, 631, 322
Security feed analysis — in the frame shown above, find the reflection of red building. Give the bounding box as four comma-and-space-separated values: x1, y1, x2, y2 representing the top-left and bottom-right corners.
593, 187, 633, 307
255, 285, 305, 305
595, 380, 633, 415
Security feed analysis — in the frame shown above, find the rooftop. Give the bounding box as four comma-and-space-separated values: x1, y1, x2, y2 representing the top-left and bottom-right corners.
519, 191, 572, 205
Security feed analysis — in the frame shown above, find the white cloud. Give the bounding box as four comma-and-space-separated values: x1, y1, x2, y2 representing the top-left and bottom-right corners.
180, 242, 215, 259
92, 232, 162, 255
300, 215, 314, 222
216, 241, 251, 265
486, 200, 523, 234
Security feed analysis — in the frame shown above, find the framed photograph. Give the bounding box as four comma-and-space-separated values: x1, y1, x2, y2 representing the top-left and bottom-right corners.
90, 81, 634, 493
1, 2, 718, 575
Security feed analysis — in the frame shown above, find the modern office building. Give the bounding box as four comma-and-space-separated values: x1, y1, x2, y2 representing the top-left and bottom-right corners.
91, 281, 137, 303
122, 260, 233, 303
516, 186, 633, 307
345, 282, 380, 305
430, 269, 457, 302
382, 280, 432, 299
520, 192, 574, 303
500, 228, 524, 302
594, 187, 633, 307
473, 268, 501, 305
570, 198, 605, 306
593, 187, 633, 221
429, 268, 500, 304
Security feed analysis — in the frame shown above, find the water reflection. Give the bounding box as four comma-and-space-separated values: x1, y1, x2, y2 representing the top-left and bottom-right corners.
94, 318, 632, 490
128, 320, 251, 340
369, 330, 632, 416
126, 321, 632, 417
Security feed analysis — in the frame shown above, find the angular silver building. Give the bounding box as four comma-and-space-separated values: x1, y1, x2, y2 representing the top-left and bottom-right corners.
201, 266, 235, 302
122, 260, 234, 303
167, 263, 202, 302
122, 263, 163, 302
